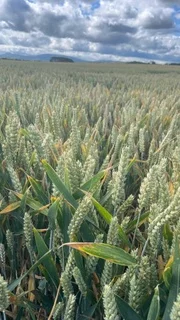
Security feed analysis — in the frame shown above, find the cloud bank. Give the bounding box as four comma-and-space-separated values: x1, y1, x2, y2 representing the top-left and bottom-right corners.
0, 0, 180, 62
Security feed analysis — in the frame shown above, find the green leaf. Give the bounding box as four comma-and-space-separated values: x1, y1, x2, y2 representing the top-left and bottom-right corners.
91, 197, 112, 224
163, 235, 180, 320
42, 159, 78, 209
14, 192, 49, 215
78, 302, 100, 319
25, 198, 49, 214
63, 242, 136, 266
115, 294, 144, 320
16, 308, 24, 320
163, 223, 173, 247
74, 249, 85, 278
80, 221, 96, 242
34, 228, 59, 289
28, 176, 48, 205
48, 199, 59, 231
73, 170, 106, 199
126, 212, 149, 233
147, 286, 160, 320
20, 190, 28, 212
59, 202, 72, 244
91, 197, 130, 247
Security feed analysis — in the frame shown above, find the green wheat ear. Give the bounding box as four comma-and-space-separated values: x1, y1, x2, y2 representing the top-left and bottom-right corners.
53, 302, 64, 319
61, 271, 74, 299
23, 212, 34, 262
0, 274, 9, 312
0, 244, 6, 278
63, 294, 76, 320
73, 266, 87, 296
170, 294, 180, 320
103, 284, 119, 320
68, 195, 93, 241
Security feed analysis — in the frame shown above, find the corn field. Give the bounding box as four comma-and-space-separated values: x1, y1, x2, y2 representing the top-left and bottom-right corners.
0, 60, 180, 319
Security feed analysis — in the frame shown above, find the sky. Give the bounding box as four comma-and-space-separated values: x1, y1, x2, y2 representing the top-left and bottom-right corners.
0, 0, 180, 62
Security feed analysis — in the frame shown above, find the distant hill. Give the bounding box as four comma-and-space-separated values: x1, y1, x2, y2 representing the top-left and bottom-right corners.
0, 53, 83, 62
50, 56, 74, 63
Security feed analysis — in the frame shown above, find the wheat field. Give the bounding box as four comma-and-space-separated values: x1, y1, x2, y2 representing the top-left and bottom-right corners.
0, 60, 180, 319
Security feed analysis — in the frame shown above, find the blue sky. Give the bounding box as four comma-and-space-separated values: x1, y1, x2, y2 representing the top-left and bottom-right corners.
0, 0, 180, 62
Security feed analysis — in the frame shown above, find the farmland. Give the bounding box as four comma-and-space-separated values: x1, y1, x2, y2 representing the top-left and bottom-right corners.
0, 60, 180, 319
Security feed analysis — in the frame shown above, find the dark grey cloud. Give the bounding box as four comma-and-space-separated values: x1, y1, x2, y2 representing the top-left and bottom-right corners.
25, 2, 87, 40
0, 0, 32, 32
158, 0, 180, 4
35, 12, 68, 38
90, 32, 132, 45
142, 17, 174, 29
108, 22, 136, 33
36, 14, 85, 40
85, 20, 136, 45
